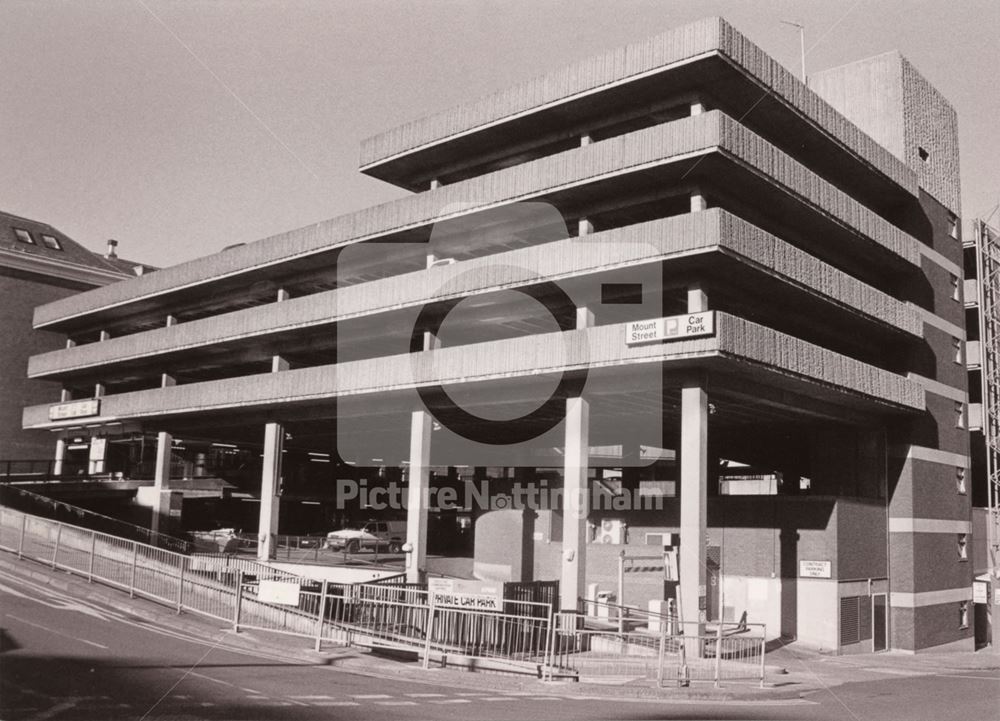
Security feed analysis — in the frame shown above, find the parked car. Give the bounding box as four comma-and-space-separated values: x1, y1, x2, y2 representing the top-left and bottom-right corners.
325, 520, 406, 553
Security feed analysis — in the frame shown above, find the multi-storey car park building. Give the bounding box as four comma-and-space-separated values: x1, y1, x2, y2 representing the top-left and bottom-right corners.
21, 17, 983, 653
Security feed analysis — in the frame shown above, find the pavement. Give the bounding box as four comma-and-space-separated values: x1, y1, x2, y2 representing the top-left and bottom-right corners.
2, 551, 998, 706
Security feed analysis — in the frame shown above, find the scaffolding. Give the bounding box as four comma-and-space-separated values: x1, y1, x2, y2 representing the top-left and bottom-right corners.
973, 218, 1000, 613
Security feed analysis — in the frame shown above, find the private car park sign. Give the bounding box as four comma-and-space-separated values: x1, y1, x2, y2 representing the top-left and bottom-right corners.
626, 312, 715, 345
428, 578, 504, 611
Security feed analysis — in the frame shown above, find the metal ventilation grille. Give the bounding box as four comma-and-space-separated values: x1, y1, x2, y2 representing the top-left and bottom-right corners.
840, 596, 860, 646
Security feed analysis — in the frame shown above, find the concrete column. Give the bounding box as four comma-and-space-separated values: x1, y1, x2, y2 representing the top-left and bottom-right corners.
690, 189, 707, 213
580, 133, 592, 146
679, 378, 708, 635
93, 383, 105, 398
578, 217, 594, 237
679, 281, 709, 637
53, 437, 66, 476
151, 431, 173, 538
258, 422, 283, 561
60, 388, 71, 402
690, 100, 705, 116
687, 282, 708, 313
165, 315, 177, 327
270, 290, 290, 374
99, 330, 111, 342
561, 306, 593, 612
406, 410, 433, 583
160, 373, 175, 388
561, 396, 590, 612
65, 339, 76, 349
153, 432, 172, 492
429, 179, 441, 190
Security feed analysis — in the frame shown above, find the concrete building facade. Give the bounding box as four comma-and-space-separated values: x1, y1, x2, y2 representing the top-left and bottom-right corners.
20, 18, 974, 653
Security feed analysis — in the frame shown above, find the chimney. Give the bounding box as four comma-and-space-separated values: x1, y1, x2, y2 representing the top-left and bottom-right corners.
105, 239, 118, 259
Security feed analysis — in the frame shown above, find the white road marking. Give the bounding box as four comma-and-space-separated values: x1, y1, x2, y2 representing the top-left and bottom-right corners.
289, 694, 336, 700
374, 700, 418, 706
353, 693, 392, 699
431, 699, 472, 704
313, 701, 360, 706
26, 700, 78, 721
0, 570, 303, 665
6, 613, 109, 649
405, 693, 446, 697
187, 671, 236, 687
0, 580, 115, 622
936, 673, 1000, 681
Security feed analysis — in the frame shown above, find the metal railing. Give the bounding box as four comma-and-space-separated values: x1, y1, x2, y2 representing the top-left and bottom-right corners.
550, 609, 766, 687
0, 484, 192, 553
0, 505, 766, 685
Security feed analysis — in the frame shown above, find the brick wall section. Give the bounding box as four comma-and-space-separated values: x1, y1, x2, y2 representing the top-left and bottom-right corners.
0, 271, 81, 457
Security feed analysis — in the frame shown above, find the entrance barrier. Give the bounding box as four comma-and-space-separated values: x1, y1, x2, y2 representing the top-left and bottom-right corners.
0, 505, 766, 686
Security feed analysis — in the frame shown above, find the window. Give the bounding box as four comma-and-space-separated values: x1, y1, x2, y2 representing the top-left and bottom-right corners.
953, 337, 963, 364
947, 213, 959, 240
958, 533, 968, 560
959, 601, 969, 629
13, 228, 34, 244
918, 146, 930, 162
40, 234, 62, 250
956, 466, 967, 494
955, 401, 965, 429
951, 275, 960, 302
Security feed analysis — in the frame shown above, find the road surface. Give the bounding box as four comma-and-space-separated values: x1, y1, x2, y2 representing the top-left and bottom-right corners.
1, 567, 996, 720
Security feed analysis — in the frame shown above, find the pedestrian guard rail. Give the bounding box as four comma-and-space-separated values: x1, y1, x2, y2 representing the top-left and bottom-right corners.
0, 506, 765, 685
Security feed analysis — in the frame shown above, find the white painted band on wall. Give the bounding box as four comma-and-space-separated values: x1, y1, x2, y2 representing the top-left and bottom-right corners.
888, 518, 971, 534
917, 243, 962, 277
906, 373, 967, 402
887, 444, 969, 467
890, 587, 972, 608
911, 305, 965, 340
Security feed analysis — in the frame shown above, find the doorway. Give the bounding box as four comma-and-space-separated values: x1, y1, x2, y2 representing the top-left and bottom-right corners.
872, 593, 888, 652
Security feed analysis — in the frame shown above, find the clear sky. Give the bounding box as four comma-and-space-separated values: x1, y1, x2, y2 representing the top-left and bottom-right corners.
2, 0, 997, 268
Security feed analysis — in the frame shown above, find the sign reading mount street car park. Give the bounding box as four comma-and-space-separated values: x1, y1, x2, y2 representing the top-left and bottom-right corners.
49, 398, 101, 421
626, 311, 715, 346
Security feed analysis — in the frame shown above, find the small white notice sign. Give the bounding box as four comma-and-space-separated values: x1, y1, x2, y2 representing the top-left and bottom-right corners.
799, 560, 832, 578
625, 312, 715, 346
258, 580, 301, 605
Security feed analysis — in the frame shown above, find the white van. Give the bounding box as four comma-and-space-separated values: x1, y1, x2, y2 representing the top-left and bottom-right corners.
325, 520, 407, 553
